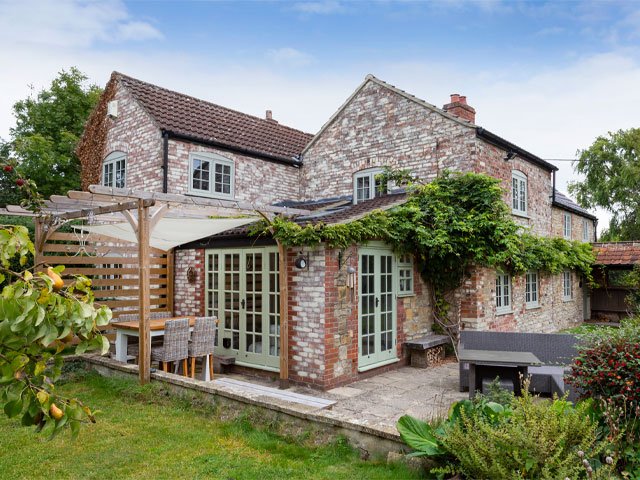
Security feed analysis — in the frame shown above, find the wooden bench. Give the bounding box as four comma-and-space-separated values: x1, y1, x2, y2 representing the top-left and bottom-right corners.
404, 335, 451, 368
213, 355, 236, 374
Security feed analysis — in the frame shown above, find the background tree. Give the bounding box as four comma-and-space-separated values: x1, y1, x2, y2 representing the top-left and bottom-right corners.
569, 128, 640, 241
0, 67, 101, 204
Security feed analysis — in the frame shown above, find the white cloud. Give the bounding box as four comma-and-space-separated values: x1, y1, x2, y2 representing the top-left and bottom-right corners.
266, 47, 315, 67
0, 0, 162, 48
291, 1, 345, 15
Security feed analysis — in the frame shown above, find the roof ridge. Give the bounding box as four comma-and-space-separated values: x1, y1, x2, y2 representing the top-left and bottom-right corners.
112, 71, 314, 138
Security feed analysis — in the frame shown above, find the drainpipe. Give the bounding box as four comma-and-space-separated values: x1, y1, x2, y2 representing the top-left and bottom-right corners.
552, 170, 556, 204
594, 218, 598, 242
162, 130, 169, 194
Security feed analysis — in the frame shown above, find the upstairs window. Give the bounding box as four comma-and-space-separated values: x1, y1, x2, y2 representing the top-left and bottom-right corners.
563, 213, 572, 239
582, 218, 589, 242
495, 272, 511, 314
525, 271, 539, 307
103, 151, 126, 188
353, 168, 387, 204
512, 170, 527, 216
398, 254, 414, 296
189, 152, 234, 199
563, 270, 572, 300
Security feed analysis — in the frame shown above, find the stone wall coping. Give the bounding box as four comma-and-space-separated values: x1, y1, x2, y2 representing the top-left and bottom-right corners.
74, 354, 403, 443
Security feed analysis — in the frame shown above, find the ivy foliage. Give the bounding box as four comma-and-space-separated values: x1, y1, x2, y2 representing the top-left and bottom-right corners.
256, 170, 595, 292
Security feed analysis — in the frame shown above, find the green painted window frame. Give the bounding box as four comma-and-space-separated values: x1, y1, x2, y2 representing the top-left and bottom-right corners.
495, 272, 512, 314
204, 246, 280, 371
358, 244, 399, 371
397, 254, 414, 297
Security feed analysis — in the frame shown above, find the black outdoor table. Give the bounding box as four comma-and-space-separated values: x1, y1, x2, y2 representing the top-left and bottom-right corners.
458, 349, 541, 399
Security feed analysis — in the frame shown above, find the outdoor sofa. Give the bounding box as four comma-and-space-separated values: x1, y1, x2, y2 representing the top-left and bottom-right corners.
458, 330, 581, 402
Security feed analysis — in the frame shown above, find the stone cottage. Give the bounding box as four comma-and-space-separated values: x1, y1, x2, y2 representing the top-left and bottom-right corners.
79, 72, 597, 389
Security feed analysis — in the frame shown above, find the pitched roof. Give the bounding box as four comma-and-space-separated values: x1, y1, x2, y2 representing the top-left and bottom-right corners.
113, 72, 313, 164
553, 190, 597, 220
593, 242, 640, 266
210, 192, 408, 239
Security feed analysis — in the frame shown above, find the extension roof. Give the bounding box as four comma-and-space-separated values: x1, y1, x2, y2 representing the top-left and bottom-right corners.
113, 72, 314, 164
553, 190, 597, 220
593, 242, 640, 266
302, 74, 558, 172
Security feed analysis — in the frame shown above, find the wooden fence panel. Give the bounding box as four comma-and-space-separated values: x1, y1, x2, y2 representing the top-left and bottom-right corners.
36, 228, 173, 321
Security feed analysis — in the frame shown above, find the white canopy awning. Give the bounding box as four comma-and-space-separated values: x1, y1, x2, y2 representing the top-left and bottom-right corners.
77, 216, 257, 251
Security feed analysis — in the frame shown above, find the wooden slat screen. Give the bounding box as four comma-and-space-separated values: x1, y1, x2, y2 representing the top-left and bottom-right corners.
36, 230, 173, 321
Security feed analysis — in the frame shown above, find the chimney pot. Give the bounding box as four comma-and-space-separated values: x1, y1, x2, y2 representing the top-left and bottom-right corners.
266, 110, 272, 120
450, 94, 460, 103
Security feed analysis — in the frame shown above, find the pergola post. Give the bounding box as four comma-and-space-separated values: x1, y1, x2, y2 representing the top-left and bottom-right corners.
137, 200, 151, 384
277, 240, 289, 389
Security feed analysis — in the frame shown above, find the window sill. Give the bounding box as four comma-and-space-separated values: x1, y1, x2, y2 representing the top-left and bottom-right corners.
398, 292, 416, 298
512, 211, 530, 219
495, 309, 513, 316
525, 304, 541, 310
187, 190, 235, 201
563, 298, 574, 303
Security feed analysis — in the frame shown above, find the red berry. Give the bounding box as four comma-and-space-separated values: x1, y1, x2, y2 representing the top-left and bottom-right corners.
16, 179, 25, 186
4, 166, 12, 172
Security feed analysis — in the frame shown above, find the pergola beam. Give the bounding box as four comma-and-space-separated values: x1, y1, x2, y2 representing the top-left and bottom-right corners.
55, 199, 155, 220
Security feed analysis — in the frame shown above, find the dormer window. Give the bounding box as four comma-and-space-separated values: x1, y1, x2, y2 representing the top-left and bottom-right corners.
103, 151, 126, 188
353, 168, 387, 204
511, 170, 527, 216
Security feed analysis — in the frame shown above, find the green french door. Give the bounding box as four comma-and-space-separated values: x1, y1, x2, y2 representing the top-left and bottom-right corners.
205, 247, 280, 371
358, 246, 397, 370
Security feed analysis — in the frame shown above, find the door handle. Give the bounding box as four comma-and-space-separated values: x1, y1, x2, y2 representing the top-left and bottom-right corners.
375, 297, 379, 307
241, 299, 246, 309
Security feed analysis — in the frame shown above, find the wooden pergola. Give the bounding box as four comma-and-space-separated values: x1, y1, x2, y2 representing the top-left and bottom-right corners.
4, 185, 309, 387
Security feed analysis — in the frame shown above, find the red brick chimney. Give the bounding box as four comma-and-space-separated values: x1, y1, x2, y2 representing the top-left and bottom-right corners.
443, 94, 476, 123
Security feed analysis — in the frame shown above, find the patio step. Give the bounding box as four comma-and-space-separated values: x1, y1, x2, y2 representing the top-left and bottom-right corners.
213, 378, 336, 410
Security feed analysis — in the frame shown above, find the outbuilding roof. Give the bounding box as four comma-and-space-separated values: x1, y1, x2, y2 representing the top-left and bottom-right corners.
114, 72, 314, 164
593, 242, 640, 266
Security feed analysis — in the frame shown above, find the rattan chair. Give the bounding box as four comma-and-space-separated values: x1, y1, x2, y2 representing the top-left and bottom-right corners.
150, 311, 173, 319
118, 313, 168, 361
188, 316, 217, 379
150, 318, 190, 375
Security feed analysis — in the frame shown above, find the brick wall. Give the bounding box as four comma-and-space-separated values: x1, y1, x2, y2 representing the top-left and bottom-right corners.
552, 207, 596, 242
166, 140, 301, 205
461, 267, 583, 333
102, 83, 163, 191
174, 249, 205, 317
301, 80, 476, 201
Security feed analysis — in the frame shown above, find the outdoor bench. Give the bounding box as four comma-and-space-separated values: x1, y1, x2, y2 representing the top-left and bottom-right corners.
458, 330, 580, 402
404, 334, 451, 367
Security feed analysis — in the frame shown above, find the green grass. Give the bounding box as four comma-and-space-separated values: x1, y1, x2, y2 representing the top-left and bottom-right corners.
0, 371, 421, 480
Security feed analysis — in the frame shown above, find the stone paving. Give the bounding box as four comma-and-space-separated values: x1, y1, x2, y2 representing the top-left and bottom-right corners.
226, 360, 466, 436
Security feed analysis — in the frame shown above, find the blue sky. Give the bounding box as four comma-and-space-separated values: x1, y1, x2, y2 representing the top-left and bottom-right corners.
1, 0, 640, 226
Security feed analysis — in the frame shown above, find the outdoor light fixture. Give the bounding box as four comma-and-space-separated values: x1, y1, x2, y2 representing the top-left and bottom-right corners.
504, 151, 516, 162
186, 266, 197, 283
294, 253, 309, 270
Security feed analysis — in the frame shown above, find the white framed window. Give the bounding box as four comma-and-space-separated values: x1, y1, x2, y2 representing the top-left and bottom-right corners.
397, 254, 414, 296
525, 271, 539, 308
563, 270, 572, 300
512, 170, 527, 215
188, 152, 234, 199
353, 168, 387, 204
563, 213, 572, 239
495, 272, 511, 314
103, 151, 126, 188
582, 219, 589, 242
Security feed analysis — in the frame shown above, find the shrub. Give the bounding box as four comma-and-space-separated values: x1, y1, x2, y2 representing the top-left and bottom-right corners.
565, 317, 640, 408
397, 383, 613, 479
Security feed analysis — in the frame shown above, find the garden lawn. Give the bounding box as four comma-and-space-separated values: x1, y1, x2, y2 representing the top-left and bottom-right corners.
0, 371, 419, 480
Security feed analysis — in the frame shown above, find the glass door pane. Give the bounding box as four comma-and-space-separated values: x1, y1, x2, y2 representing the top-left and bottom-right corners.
243, 252, 263, 356
360, 254, 376, 361
379, 255, 393, 354
224, 253, 241, 351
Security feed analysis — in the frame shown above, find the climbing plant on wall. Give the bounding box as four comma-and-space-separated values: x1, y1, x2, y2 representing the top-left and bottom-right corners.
254, 169, 595, 342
